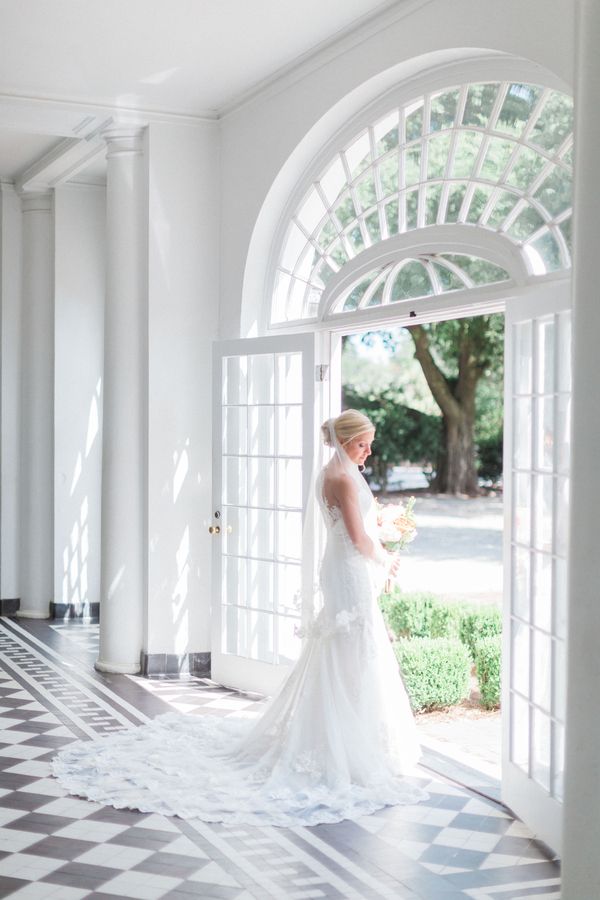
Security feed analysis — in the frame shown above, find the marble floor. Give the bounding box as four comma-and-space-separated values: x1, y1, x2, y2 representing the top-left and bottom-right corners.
0, 617, 560, 899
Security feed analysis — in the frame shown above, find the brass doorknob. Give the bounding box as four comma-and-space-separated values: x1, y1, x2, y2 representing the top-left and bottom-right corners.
208, 525, 221, 535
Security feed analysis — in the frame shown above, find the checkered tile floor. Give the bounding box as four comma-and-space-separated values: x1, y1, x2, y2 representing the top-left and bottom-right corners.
0, 618, 560, 899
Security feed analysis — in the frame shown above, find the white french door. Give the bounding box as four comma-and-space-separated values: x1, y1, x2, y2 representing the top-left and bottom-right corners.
502, 279, 571, 854
211, 334, 319, 696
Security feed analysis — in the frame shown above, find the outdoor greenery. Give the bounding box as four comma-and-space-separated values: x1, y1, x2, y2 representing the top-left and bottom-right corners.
380, 590, 503, 710
394, 637, 472, 711
474, 635, 502, 709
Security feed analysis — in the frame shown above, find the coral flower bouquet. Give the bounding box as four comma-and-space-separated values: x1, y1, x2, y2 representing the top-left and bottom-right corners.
376, 497, 417, 591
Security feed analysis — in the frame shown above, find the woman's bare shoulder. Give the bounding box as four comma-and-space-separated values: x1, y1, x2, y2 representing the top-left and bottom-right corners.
323, 469, 356, 499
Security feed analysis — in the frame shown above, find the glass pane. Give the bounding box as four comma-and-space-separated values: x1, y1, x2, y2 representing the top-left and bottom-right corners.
224, 557, 246, 606
533, 629, 552, 711
532, 708, 551, 790
514, 321, 532, 394
558, 311, 572, 392
277, 616, 301, 666
379, 154, 399, 197
223, 406, 247, 455
555, 476, 569, 557
405, 102, 423, 141
223, 457, 247, 506
356, 171, 377, 211
530, 91, 573, 152
277, 459, 303, 509
248, 406, 274, 456
462, 83, 498, 128
277, 510, 302, 563
507, 206, 546, 241
281, 222, 308, 271
533, 551, 552, 633
404, 147, 421, 186
248, 560, 274, 611
248, 355, 274, 404
249, 610, 274, 663
430, 89, 459, 131
405, 190, 418, 229
511, 692, 529, 771
445, 183, 468, 223
512, 619, 530, 697
345, 131, 370, 178
272, 270, 292, 323
277, 406, 302, 456
530, 231, 562, 273
506, 146, 546, 191
451, 131, 482, 178
374, 110, 399, 155
512, 545, 530, 621
536, 317, 555, 395
480, 137, 515, 180
513, 397, 532, 469
533, 474, 553, 553
277, 563, 302, 616
497, 83, 543, 137
391, 261, 432, 301
466, 185, 493, 223
249, 458, 275, 508
385, 199, 399, 235
425, 183, 443, 225
554, 557, 568, 639
487, 191, 520, 229
514, 472, 531, 545
223, 356, 247, 405
553, 638, 566, 722
249, 508, 274, 560
297, 187, 326, 234
553, 721, 565, 801
534, 167, 572, 218
223, 604, 242, 655
427, 133, 451, 179
319, 156, 346, 206
535, 397, 554, 471
222, 506, 247, 558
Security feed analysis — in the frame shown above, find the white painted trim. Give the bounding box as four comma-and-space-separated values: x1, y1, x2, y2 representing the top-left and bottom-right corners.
16, 611, 51, 619
95, 659, 141, 674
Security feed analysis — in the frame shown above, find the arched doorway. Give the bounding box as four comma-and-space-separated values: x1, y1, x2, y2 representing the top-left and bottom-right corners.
214, 69, 573, 854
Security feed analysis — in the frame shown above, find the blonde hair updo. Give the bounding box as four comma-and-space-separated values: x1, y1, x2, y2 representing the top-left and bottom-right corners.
321, 409, 375, 448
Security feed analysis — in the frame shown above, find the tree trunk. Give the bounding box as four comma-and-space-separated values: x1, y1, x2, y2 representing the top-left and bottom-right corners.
433, 410, 479, 495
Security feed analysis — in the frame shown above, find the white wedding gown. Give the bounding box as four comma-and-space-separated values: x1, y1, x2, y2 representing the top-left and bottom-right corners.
52, 470, 427, 826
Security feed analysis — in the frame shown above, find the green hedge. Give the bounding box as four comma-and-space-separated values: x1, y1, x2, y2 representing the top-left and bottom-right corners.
460, 606, 502, 660
474, 635, 502, 709
394, 638, 472, 712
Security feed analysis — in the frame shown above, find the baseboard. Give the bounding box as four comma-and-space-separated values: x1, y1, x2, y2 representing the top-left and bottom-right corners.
0, 598, 20, 616
140, 651, 211, 678
50, 601, 99, 622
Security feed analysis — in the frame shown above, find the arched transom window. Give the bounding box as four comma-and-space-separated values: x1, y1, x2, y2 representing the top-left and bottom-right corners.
272, 81, 573, 324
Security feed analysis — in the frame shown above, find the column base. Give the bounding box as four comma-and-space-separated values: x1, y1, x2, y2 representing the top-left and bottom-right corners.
0, 599, 20, 616
50, 601, 99, 622
95, 658, 141, 675
140, 651, 211, 678
17, 609, 50, 619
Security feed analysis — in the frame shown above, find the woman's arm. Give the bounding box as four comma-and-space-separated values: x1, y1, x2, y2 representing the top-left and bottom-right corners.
332, 474, 388, 566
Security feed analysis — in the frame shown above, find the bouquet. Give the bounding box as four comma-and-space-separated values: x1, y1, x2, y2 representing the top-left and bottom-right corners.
376, 497, 417, 592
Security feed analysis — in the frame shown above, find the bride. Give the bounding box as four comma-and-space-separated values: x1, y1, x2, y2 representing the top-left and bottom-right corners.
52, 410, 427, 826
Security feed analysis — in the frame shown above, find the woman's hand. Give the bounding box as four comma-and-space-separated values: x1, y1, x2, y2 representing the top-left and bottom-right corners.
388, 552, 400, 578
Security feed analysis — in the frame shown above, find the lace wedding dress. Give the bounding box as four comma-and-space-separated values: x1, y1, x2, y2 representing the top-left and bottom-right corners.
52, 468, 427, 826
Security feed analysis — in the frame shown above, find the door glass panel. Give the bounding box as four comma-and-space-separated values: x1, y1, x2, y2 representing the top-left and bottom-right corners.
511, 693, 530, 771
223, 506, 247, 557
249, 508, 274, 560
532, 709, 551, 790
555, 476, 569, 556
514, 473, 531, 544
536, 317, 555, 394
278, 616, 300, 665
533, 474, 553, 553
514, 320, 532, 394
249, 610, 274, 663
514, 397, 532, 468
224, 557, 246, 606
248, 406, 275, 455
553, 637, 566, 722
277, 510, 303, 562
248, 354, 274, 404
278, 406, 303, 455
553, 722, 565, 801
277, 459, 303, 507
276, 353, 303, 403
556, 394, 571, 474
512, 620, 530, 697
554, 557, 567, 639
512, 546, 530, 621
249, 458, 275, 508
535, 397, 554, 471
533, 629, 552, 710
532, 552, 552, 632
223, 407, 247, 455
557, 311, 571, 392
224, 457, 247, 505
223, 356, 247, 405
277, 563, 302, 615
248, 559, 274, 610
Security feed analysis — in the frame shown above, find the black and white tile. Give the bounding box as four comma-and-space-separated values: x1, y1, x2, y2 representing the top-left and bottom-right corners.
0, 618, 560, 899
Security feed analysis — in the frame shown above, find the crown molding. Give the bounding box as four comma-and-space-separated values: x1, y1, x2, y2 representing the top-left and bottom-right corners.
218, 0, 436, 118
15, 133, 106, 194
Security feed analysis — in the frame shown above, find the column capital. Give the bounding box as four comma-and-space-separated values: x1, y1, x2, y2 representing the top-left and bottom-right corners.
20, 190, 53, 214
101, 125, 145, 160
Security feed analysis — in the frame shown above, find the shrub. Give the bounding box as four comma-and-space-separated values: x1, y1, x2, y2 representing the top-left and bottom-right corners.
394, 638, 471, 712
460, 606, 502, 659
474, 635, 502, 709
381, 590, 469, 641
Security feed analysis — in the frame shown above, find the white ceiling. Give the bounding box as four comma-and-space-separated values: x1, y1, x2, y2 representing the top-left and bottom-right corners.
0, 130, 64, 179
0, 0, 396, 115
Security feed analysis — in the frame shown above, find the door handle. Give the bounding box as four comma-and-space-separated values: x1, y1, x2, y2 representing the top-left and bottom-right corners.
208, 525, 221, 535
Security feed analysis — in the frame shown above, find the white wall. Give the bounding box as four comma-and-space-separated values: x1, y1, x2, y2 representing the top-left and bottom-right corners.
218, 0, 575, 339
54, 185, 105, 612
0, 183, 22, 600
146, 121, 220, 655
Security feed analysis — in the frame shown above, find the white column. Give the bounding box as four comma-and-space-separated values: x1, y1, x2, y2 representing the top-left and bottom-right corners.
562, 2, 600, 896
19, 191, 54, 617
96, 126, 147, 674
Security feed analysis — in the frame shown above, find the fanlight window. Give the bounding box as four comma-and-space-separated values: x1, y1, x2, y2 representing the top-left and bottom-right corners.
272, 81, 573, 323
336, 254, 511, 314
